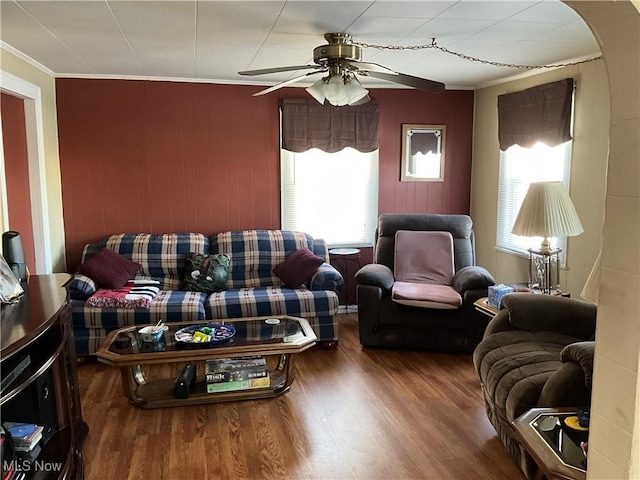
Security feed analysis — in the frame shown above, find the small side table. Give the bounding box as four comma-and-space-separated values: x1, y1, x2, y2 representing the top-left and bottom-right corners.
473, 297, 500, 318
513, 407, 588, 480
328, 248, 361, 313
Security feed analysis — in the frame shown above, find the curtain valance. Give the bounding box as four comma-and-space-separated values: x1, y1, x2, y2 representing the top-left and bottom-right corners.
280, 98, 380, 153
410, 130, 439, 155
498, 78, 574, 151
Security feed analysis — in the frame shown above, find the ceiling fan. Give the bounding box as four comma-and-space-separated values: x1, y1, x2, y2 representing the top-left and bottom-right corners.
238, 33, 446, 106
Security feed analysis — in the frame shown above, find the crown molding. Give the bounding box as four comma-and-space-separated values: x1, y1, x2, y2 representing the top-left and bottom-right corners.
1, 42, 55, 77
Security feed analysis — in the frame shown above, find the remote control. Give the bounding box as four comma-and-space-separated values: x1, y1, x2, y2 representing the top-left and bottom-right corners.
174, 364, 197, 399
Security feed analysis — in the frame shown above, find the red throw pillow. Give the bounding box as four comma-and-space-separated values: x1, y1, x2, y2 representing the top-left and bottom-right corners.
79, 248, 141, 289
273, 248, 324, 288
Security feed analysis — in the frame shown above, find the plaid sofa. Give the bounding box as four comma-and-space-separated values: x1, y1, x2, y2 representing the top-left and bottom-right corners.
67, 231, 343, 355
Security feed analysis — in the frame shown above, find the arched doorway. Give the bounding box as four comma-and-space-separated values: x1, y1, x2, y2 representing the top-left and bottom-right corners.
565, 1, 640, 478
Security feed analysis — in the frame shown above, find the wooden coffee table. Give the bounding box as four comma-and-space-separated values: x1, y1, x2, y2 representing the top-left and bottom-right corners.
96, 315, 317, 409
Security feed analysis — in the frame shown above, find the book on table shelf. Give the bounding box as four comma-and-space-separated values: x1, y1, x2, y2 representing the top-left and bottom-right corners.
3, 423, 43, 453
15, 444, 41, 464
205, 356, 268, 383
205, 356, 270, 393
206, 376, 271, 393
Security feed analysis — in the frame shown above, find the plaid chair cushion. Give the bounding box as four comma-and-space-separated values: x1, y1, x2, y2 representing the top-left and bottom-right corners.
80, 233, 209, 290
210, 230, 317, 289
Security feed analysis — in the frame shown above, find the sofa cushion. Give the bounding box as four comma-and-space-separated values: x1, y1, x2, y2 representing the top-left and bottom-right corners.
392, 282, 462, 309
274, 248, 324, 288
80, 233, 210, 290
394, 230, 455, 284
80, 248, 141, 289
183, 253, 230, 293
210, 230, 315, 288
71, 290, 208, 355
204, 286, 339, 343
205, 286, 339, 319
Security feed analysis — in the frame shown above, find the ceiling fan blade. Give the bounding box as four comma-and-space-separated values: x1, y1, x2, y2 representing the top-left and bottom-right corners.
239, 65, 323, 76
343, 61, 397, 75
365, 71, 446, 93
252, 71, 326, 96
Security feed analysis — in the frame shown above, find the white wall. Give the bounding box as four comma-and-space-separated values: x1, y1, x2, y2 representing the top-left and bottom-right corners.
473, 1, 640, 477
471, 60, 609, 297
566, 1, 640, 478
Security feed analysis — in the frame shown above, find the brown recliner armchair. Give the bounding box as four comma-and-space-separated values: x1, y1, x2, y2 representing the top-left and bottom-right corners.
473, 293, 597, 479
355, 213, 495, 352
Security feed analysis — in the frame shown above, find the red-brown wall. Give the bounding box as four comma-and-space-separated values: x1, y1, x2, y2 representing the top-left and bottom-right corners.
56, 79, 474, 271
1, 92, 36, 274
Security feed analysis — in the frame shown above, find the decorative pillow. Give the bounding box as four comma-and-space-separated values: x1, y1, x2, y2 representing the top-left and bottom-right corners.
183, 253, 230, 293
273, 248, 324, 288
79, 248, 141, 289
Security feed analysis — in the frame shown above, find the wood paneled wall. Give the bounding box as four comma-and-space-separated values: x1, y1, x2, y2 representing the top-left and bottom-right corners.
56, 79, 474, 271
1, 92, 36, 273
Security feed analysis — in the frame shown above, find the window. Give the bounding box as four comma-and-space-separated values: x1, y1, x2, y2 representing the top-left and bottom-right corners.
496, 141, 572, 258
281, 147, 378, 247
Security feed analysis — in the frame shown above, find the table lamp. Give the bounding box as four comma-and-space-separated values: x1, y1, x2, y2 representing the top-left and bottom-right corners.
511, 181, 583, 294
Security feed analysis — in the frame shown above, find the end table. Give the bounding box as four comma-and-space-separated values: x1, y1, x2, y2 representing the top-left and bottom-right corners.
473, 296, 500, 318
328, 248, 361, 313
513, 407, 588, 480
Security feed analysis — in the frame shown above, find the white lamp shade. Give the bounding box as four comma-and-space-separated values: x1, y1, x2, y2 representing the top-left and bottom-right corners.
305, 74, 371, 106
512, 181, 584, 238
344, 77, 369, 104
305, 78, 326, 104
325, 75, 348, 105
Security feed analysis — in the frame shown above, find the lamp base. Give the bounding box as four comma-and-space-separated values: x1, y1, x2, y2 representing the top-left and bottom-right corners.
528, 248, 561, 295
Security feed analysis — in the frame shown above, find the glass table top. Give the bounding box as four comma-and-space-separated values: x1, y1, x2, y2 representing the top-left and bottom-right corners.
107, 316, 310, 355
531, 412, 588, 472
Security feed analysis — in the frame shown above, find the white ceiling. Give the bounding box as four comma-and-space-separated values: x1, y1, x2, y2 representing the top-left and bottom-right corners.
0, 0, 601, 90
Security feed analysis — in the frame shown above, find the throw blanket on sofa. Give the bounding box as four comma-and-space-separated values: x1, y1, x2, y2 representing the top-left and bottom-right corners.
87, 279, 161, 309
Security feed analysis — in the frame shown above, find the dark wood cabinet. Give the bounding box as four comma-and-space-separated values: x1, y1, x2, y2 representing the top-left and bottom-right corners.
1, 274, 88, 479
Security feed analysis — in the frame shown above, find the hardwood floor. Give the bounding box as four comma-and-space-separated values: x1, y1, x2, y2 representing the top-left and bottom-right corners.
77, 314, 525, 480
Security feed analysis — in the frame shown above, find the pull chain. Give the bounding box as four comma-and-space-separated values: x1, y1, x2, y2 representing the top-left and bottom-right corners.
353, 38, 602, 70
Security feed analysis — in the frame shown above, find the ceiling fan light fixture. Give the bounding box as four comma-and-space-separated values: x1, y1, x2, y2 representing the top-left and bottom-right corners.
241, 32, 447, 100
325, 75, 348, 105
344, 76, 369, 105
306, 77, 328, 104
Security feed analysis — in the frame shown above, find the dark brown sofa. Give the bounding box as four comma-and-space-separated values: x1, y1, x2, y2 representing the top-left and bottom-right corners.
355, 213, 495, 352
473, 293, 596, 479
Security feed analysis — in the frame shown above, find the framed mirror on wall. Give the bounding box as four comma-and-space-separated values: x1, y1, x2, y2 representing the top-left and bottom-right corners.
400, 124, 446, 182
